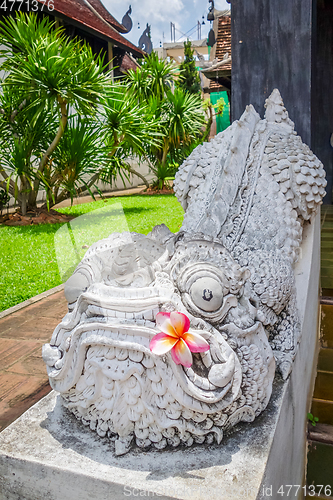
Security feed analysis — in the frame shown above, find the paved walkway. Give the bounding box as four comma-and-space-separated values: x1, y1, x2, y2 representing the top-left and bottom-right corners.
0, 290, 67, 431
53, 185, 146, 208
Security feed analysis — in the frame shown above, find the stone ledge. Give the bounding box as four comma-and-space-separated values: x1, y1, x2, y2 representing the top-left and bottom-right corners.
308, 423, 333, 446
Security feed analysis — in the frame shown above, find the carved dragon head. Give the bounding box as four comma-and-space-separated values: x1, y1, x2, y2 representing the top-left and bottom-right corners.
42, 90, 326, 455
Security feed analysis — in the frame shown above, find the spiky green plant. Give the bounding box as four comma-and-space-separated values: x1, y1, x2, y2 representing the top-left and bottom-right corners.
149, 162, 178, 190
149, 88, 205, 167
126, 52, 177, 104
100, 84, 162, 187
125, 54, 205, 187
44, 116, 109, 207
0, 12, 110, 212
0, 84, 54, 213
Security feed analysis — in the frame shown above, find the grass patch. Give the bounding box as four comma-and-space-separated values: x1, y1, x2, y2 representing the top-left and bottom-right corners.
0, 194, 184, 312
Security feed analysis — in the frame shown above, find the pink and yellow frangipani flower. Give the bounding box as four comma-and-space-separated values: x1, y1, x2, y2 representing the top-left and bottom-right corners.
149, 311, 210, 368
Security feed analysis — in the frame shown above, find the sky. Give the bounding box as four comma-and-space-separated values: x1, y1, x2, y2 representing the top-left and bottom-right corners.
102, 0, 230, 49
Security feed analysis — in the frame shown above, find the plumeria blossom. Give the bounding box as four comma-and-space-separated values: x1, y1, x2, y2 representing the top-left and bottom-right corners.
150, 311, 210, 368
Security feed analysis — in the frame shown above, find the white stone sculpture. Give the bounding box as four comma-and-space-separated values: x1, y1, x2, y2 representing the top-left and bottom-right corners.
42, 90, 326, 455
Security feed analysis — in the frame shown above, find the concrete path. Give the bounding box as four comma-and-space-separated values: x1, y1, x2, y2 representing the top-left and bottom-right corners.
0, 290, 68, 431
3, 185, 146, 214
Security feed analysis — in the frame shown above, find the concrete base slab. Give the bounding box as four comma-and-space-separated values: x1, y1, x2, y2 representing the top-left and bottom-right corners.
0, 385, 285, 500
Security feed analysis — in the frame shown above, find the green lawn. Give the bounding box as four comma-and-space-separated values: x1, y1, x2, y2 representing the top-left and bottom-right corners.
0, 195, 184, 312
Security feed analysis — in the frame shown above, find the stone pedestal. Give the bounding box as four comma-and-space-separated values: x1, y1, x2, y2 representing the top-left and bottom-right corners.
0, 384, 286, 500
0, 214, 320, 500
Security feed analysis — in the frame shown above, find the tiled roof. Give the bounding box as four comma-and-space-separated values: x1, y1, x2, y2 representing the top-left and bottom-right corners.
37, 0, 143, 57
119, 53, 140, 73
215, 15, 231, 69
87, 0, 128, 33
210, 14, 231, 92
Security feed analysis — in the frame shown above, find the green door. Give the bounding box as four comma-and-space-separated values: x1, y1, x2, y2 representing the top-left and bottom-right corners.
210, 91, 230, 134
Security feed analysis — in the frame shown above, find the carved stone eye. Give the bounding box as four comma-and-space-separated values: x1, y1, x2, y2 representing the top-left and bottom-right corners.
189, 277, 223, 312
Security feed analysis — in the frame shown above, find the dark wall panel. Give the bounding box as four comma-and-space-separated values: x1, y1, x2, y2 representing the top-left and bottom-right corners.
231, 0, 314, 146
312, 3, 333, 204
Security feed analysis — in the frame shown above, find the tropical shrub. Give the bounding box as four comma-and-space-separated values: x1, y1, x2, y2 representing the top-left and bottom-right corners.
125, 54, 205, 187
0, 84, 54, 214
149, 162, 178, 190
126, 51, 177, 104
42, 116, 109, 207
149, 88, 205, 167
99, 83, 162, 188
176, 40, 201, 94
0, 12, 109, 213
0, 14, 208, 209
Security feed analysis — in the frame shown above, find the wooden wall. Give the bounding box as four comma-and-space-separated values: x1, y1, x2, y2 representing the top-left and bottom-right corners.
231, 0, 333, 203
312, 1, 333, 204
231, 0, 314, 145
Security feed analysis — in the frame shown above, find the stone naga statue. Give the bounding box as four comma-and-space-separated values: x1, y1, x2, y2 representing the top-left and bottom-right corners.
42, 90, 326, 455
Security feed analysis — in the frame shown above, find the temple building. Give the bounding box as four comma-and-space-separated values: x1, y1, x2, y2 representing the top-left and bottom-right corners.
201, 8, 231, 100
200, 9, 231, 135
0, 0, 143, 77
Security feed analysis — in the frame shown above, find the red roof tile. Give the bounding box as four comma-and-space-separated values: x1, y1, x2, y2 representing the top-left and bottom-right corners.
119, 53, 140, 73
210, 80, 224, 91
215, 15, 231, 70
37, 0, 143, 57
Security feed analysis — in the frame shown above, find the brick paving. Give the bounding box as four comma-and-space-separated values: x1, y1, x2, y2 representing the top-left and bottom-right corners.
0, 290, 67, 431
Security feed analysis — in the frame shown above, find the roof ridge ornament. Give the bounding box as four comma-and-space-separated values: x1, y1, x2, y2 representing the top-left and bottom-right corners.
264, 88, 295, 129
122, 5, 133, 33
138, 24, 153, 54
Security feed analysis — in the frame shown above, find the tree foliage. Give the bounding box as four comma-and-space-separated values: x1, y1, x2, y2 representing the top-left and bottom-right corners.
0, 12, 109, 213
176, 40, 201, 95
125, 52, 205, 188
99, 84, 162, 188
43, 116, 109, 207
126, 52, 177, 103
